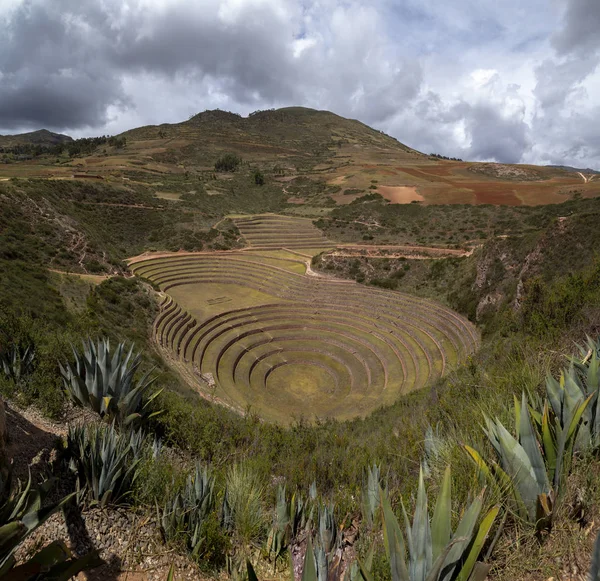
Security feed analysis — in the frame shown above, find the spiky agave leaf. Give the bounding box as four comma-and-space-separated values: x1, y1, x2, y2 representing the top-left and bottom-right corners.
67, 422, 143, 507
0, 470, 101, 579
159, 462, 215, 559
60, 338, 158, 426
361, 463, 381, 528
380, 489, 409, 581
380, 466, 497, 581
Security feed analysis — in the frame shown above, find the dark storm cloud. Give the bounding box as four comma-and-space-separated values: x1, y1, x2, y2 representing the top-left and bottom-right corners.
0, 0, 421, 130
0, 1, 124, 129
0, 0, 299, 129
553, 0, 600, 54
107, 3, 300, 104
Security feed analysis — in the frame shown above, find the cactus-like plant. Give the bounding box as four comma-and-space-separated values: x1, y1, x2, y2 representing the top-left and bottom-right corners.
159, 463, 215, 559
370, 466, 497, 581
0, 343, 35, 385
0, 472, 101, 579
67, 422, 144, 507
545, 336, 600, 451
361, 463, 381, 529
266, 484, 312, 571
59, 338, 161, 426
465, 392, 590, 527
314, 502, 342, 581
249, 467, 497, 581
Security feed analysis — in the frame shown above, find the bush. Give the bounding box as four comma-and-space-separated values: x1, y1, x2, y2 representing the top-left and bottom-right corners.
252, 170, 265, 186
215, 154, 242, 172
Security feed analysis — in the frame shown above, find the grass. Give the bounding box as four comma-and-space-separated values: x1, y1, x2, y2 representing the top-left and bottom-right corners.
225, 463, 267, 546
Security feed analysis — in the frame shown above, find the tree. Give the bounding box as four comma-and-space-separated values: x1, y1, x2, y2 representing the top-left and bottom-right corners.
253, 170, 265, 186
215, 154, 242, 172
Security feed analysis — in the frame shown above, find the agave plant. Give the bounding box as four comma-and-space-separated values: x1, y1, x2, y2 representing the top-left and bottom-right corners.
0, 343, 35, 385
361, 463, 382, 529
266, 485, 308, 567
0, 471, 101, 579
313, 502, 342, 581
159, 463, 215, 559
59, 338, 161, 426
465, 391, 590, 527
67, 422, 144, 507
249, 467, 497, 581
545, 338, 600, 451
359, 467, 498, 581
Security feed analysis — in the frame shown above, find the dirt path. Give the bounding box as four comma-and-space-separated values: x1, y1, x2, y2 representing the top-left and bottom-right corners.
68, 200, 164, 210
336, 243, 474, 257
304, 259, 353, 280
48, 268, 115, 284
577, 172, 597, 183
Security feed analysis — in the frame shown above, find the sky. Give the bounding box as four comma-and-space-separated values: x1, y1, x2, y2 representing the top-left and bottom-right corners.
0, 0, 599, 168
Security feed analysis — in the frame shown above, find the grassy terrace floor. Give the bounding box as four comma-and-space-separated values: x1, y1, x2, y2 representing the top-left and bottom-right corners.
129, 215, 479, 423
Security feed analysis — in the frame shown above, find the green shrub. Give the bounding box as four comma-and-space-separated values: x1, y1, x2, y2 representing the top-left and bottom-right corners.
215, 154, 242, 172
252, 170, 265, 186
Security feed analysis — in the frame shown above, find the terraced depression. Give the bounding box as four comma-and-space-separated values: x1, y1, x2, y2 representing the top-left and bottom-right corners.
130, 215, 480, 423
233, 213, 334, 252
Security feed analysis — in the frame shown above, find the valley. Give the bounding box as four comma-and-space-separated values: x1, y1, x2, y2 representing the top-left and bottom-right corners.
2, 107, 600, 580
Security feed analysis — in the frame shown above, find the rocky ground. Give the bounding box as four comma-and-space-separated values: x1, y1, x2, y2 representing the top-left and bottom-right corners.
5, 400, 205, 581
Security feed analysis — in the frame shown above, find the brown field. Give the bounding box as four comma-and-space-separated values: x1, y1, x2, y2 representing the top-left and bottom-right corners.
377, 185, 424, 203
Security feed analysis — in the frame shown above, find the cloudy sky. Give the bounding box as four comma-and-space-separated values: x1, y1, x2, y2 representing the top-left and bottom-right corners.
1, 0, 599, 167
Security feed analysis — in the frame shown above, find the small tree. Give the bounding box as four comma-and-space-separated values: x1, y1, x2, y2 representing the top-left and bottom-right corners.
253, 169, 265, 186
214, 154, 242, 172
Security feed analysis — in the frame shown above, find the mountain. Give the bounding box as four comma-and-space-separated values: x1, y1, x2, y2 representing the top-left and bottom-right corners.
547, 164, 600, 174
121, 106, 422, 167
0, 129, 73, 148
1, 107, 600, 206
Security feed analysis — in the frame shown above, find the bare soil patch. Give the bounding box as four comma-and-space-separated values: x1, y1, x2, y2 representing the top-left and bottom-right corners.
377, 185, 424, 204
154, 191, 182, 201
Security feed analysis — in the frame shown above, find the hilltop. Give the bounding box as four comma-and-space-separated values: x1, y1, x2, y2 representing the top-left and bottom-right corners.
0, 128, 73, 148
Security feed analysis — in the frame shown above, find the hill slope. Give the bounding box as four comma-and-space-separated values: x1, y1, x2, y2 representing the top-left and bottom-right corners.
0, 129, 73, 148
4, 106, 599, 206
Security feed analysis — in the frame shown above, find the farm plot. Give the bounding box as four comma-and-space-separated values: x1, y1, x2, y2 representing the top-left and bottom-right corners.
234, 214, 334, 250
130, 235, 479, 423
